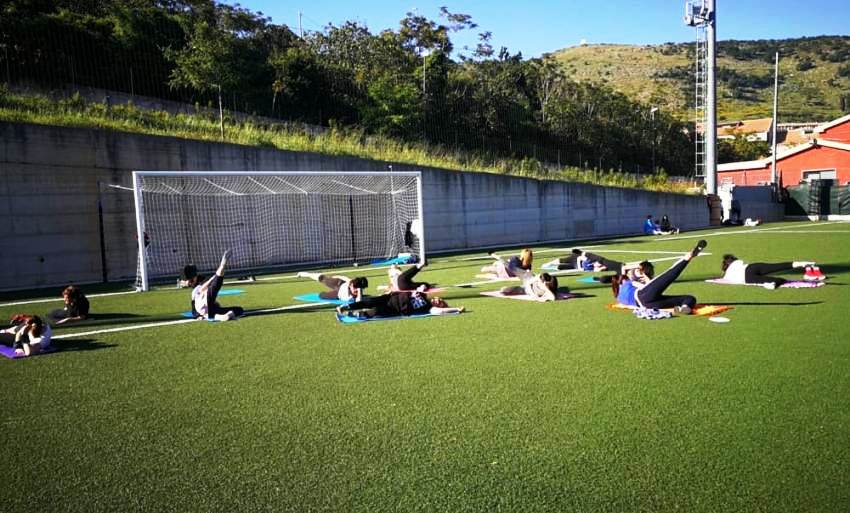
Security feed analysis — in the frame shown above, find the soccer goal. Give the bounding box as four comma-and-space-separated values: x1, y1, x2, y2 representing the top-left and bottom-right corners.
132, 171, 425, 291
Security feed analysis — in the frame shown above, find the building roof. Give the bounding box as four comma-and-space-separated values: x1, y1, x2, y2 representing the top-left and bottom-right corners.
778, 128, 812, 147
813, 113, 850, 134
717, 138, 850, 172
717, 117, 773, 137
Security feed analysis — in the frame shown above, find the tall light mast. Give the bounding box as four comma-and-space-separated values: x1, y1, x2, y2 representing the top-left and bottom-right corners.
684, 0, 717, 194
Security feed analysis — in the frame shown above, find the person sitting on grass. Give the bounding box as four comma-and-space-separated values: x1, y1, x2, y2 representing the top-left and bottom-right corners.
186, 251, 244, 321
387, 262, 434, 291
297, 271, 368, 302
720, 255, 822, 289
48, 285, 90, 325
498, 258, 560, 302
611, 240, 708, 315
336, 290, 464, 319
659, 215, 680, 234
0, 314, 52, 356
478, 248, 533, 279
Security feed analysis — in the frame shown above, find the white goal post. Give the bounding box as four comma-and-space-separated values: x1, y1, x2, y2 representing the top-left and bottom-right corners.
132, 171, 425, 291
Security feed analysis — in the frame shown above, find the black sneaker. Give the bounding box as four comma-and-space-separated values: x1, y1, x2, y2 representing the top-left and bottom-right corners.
691, 240, 708, 258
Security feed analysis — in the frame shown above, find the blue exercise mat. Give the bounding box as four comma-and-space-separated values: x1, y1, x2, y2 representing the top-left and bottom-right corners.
218, 288, 245, 296
180, 312, 224, 320
294, 293, 352, 305
335, 311, 461, 324
371, 255, 417, 266
578, 276, 598, 283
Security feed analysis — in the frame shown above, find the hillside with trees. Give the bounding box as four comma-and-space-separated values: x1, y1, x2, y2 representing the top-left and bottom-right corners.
552, 36, 850, 123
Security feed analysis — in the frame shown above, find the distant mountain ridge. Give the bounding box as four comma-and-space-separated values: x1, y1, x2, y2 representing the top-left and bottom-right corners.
551, 36, 850, 123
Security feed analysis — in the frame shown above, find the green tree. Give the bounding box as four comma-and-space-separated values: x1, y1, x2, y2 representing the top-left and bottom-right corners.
166, 13, 238, 137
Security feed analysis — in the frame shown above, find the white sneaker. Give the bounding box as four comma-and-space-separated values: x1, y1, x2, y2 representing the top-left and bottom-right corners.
227, 310, 237, 320
296, 271, 308, 278
762, 282, 777, 290
214, 312, 234, 322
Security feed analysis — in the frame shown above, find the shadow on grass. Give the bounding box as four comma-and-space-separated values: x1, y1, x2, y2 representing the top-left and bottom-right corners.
54, 338, 117, 354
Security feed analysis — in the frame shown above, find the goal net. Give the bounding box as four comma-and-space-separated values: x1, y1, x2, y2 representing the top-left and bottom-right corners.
132, 171, 424, 291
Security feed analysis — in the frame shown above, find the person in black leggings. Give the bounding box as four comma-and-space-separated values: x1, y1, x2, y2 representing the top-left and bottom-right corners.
337, 291, 463, 318
721, 255, 818, 289
388, 263, 433, 291
547, 249, 624, 274
613, 240, 707, 314
186, 251, 245, 321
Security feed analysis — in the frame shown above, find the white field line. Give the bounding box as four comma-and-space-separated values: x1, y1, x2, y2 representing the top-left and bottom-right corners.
52, 302, 327, 340
0, 290, 138, 308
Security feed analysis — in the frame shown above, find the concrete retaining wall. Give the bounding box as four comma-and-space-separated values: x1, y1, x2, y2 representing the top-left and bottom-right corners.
0, 122, 710, 290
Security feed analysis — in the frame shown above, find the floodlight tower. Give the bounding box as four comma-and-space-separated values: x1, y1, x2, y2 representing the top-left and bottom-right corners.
684, 0, 717, 194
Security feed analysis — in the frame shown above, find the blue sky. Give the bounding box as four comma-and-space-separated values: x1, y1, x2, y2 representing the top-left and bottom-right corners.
228, 1, 849, 58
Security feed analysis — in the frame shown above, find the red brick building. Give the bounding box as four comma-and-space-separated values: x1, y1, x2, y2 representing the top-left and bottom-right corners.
717, 114, 850, 186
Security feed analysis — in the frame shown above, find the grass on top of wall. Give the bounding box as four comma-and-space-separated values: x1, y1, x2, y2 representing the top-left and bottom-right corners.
0, 87, 695, 194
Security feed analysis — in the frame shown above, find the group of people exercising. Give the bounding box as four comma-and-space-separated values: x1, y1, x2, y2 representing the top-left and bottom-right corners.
4, 236, 827, 356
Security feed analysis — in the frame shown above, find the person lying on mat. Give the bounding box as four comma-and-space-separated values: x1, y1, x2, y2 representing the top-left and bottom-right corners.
186, 251, 244, 321
499, 258, 560, 302
0, 314, 52, 356
545, 249, 624, 274
720, 255, 821, 289
388, 262, 434, 291
610, 240, 707, 315
297, 271, 368, 302
479, 248, 533, 279
47, 285, 90, 325
336, 290, 464, 318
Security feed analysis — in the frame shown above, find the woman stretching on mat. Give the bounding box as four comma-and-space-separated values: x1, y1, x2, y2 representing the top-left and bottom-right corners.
0, 315, 52, 356
297, 271, 368, 302
611, 240, 707, 314
186, 251, 245, 321
336, 291, 464, 318
387, 262, 434, 292
498, 259, 560, 302
545, 249, 623, 274
478, 248, 533, 279
720, 255, 822, 289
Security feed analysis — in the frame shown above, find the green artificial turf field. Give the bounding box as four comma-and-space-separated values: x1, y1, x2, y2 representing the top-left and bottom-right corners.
2, 221, 849, 513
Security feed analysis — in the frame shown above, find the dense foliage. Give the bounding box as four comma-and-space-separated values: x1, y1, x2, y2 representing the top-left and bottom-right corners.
0, 0, 694, 176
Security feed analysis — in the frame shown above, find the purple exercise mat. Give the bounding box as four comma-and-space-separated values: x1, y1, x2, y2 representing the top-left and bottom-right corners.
705, 279, 824, 288
0, 345, 57, 359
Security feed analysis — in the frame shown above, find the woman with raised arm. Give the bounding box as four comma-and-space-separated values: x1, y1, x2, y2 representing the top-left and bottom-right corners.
186, 251, 244, 321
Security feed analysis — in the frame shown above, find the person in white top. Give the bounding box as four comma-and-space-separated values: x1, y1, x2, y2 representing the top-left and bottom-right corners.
1, 315, 52, 356
721, 254, 818, 289
297, 272, 368, 302
186, 251, 244, 321
498, 261, 559, 302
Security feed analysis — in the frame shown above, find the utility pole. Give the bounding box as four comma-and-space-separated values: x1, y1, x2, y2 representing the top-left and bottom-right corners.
650, 106, 659, 173
770, 52, 780, 186
299, 11, 304, 39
